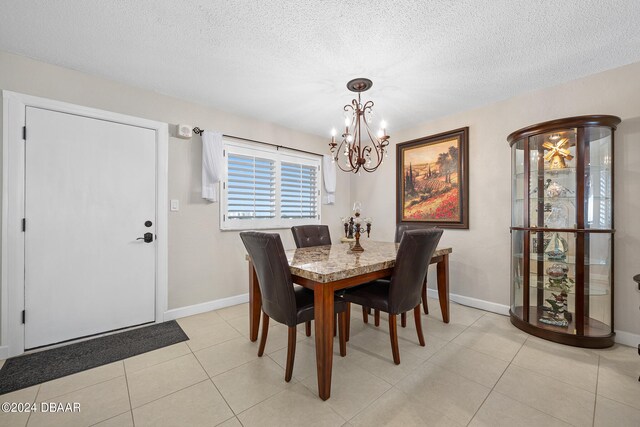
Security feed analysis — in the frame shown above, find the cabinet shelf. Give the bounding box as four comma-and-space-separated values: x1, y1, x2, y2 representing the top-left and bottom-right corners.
513, 253, 609, 266
515, 165, 611, 178
526, 277, 610, 296
514, 196, 610, 203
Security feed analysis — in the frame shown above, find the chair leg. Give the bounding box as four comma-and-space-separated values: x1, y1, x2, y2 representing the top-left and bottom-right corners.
422, 281, 429, 314
285, 326, 297, 382
338, 311, 347, 357
414, 305, 425, 346
258, 312, 269, 357
305, 321, 311, 337
401, 312, 407, 328
374, 309, 380, 327
362, 306, 369, 324
346, 303, 351, 342
389, 314, 400, 365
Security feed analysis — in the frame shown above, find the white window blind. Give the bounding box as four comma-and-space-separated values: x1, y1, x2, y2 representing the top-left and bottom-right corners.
281, 162, 318, 219
226, 154, 276, 220
221, 141, 322, 230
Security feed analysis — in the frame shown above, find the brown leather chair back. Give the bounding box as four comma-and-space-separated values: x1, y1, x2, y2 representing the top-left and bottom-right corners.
291, 225, 332, 248
394, 223, 435, 243
240, 232, 297, 326
389, 228, 443, 314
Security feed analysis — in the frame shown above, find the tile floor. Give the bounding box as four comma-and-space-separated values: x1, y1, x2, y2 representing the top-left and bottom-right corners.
1, 299, 639, 427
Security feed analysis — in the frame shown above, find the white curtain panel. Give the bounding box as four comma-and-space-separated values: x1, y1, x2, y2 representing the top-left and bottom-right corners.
201, 130, 224, 202
322, 154, 336, 204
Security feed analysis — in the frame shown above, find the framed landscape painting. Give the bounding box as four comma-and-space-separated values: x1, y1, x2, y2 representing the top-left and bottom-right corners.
396, 127, 469, 229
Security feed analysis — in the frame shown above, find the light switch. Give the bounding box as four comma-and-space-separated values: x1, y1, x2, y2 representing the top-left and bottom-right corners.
170, 199, 179, 211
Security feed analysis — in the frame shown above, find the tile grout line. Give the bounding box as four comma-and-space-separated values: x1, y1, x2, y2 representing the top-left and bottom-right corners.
344, 313, 489, 424
483, 336, 584, 426
130, 378, 211, 411
33, 364, 127, 402
465, 330, 529, 426
509, 337, 601, 394
87, 410, 132, 427
592, 355, 600, 427
190, 345, 237, 418
122, 360, 135, 427
24, 384, 40, 427
190, 316, 299, 421
343, 386, 397, 424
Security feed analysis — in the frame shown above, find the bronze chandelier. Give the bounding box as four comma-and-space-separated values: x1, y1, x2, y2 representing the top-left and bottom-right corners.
329, 78, 390, 173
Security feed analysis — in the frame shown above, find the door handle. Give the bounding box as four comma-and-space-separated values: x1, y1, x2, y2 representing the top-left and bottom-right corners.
136, 232, 154, 243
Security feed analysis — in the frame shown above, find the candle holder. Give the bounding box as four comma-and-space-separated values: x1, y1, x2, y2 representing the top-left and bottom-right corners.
342, 202, 372, 249
351, 222, 364, 252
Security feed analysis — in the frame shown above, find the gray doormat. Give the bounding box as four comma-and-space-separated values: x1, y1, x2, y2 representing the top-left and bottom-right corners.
0, 320, 189, 395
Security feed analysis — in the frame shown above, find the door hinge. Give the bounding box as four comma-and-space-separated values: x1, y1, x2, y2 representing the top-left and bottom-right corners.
223, 214, 226, 221
21, 310, 25, 324
223, 150, 226, 157
22, 126, 27, 140
223, 182, 226, 189
22, 218, 26, 232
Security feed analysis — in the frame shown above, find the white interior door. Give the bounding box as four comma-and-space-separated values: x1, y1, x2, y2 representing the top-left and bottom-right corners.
24, 107, 157, 349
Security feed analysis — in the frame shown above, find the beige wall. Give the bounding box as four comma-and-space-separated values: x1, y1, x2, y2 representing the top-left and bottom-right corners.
0, 51, 351, 310
2, 49, 638, 338
353, 61, 640, 337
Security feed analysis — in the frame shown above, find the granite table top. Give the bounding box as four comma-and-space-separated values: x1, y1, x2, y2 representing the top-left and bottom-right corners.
270, 240, 452, 284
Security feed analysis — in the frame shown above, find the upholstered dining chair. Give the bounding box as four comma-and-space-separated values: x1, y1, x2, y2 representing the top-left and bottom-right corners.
291, 225, 332, 248
343, 228, 443, 364
364, 224, 434, 328
396, 224, 434, 326
291, 225, 334, 337
240, 231, 348, 382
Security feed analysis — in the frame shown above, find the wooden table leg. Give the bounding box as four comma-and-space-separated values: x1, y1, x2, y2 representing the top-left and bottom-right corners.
249, 260, 262, 342
436, 253, 450, 324
314, 284, 334, 400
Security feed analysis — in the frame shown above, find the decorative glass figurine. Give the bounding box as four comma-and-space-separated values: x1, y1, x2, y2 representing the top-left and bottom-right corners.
540, 262, 574, 327
544, 233, 568, 261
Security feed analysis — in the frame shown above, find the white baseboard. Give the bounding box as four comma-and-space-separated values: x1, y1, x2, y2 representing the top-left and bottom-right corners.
612, 330, 640, 348
426, 288, 510, 315
163, 293, 249, 321
0, 345, 8, 359
425, 288, 639, 348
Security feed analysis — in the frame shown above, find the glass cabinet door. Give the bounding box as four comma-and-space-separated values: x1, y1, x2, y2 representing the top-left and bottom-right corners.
528, 129, 577, 229
512, 139, 525, 228
584, 127, 612, 230
584, 232, 612, 336
511, 229, 524, 314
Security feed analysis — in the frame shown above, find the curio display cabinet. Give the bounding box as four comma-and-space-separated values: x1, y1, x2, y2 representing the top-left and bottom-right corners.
508, 115, 621, 348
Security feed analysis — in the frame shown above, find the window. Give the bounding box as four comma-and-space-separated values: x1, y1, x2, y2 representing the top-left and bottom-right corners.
221, 140, 321, 230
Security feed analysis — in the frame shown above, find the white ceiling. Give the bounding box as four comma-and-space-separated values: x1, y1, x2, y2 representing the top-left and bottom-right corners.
1, 1, 640, 138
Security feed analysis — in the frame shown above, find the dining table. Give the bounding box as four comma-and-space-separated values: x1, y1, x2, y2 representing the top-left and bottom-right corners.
246, 239, 453, 400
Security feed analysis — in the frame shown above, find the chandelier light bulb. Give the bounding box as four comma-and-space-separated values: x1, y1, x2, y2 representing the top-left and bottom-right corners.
377, 129, 384, 138
380, 120, 387, 129
344, 117, 350, 127
331, 128, 336, 137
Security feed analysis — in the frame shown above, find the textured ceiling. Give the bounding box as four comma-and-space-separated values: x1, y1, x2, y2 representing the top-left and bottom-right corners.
1, 1, 640, 138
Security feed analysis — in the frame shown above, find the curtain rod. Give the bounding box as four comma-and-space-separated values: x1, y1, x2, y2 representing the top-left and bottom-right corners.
192, 127, 323, 158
